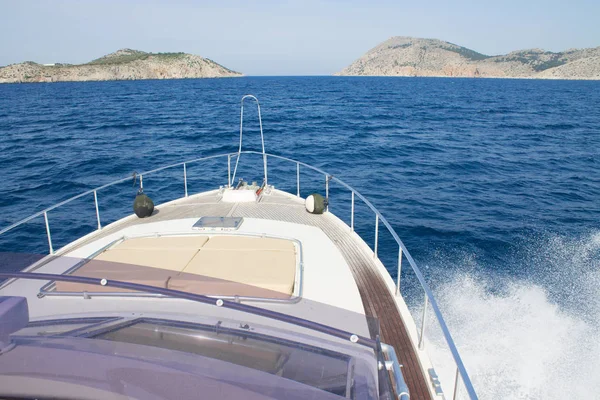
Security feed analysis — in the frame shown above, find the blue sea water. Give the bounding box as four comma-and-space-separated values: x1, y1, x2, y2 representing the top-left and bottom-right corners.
1, 76, 599, 398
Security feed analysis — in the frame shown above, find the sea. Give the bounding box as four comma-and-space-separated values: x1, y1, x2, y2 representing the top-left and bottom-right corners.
0, 76, 599, 399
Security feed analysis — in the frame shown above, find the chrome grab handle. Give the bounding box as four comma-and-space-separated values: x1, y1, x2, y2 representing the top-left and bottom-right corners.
381, 344, 410, 400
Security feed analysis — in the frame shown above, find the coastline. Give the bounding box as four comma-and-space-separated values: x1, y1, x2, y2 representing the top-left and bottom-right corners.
0, 75, 243, 84
333, 74, 600, 81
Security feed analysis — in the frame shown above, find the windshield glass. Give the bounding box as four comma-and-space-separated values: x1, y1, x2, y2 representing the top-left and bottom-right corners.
0, 253, 390, 400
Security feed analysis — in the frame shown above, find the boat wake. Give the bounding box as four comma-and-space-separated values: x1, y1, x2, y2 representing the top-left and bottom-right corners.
424, 231, 600, 399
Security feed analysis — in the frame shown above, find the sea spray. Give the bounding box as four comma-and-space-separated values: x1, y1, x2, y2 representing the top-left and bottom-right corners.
421, 232, 600, 399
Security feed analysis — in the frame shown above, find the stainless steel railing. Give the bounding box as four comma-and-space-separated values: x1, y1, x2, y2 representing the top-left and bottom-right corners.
243, 150, 478, 400
0, 150, 478, 400
0, 153, 235, 254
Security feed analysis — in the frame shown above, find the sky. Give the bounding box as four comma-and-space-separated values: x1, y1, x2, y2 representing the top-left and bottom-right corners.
0, 0, 598, 75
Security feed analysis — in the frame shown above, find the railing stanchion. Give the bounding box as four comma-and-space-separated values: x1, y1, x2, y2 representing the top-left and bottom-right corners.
93, 190, 101, 230
374, 215, 379, 258
43, 212, 53, 255
419, 293, 429, 350
453, 367, 461, 400
139, 174, 143, 189
227, 155, 231, 188
296, 162, 300, 197
183, 163, 188, 197
350, 192, 355, 231
263, 153, 268, 186
325, 175, 329, 212
395, 247, 403, 296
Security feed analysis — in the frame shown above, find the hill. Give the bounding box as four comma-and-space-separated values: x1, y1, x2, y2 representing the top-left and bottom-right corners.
337, 37, 600, 79
0, 49, 241, 83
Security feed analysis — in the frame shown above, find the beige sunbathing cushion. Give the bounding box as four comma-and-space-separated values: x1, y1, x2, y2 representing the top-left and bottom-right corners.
55, 235, 297, 297
203, 236, 295, 252
181, 249, 296, 295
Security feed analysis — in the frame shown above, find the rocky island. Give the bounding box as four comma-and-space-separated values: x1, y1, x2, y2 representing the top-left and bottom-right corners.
0, 49, 241, 83
337, 37, 600, 79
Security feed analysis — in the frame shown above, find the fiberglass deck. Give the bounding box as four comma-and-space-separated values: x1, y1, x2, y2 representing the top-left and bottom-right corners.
67, 189, 433, 399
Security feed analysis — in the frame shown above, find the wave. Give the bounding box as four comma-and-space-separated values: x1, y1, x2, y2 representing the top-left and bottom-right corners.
423, 232, 600, 399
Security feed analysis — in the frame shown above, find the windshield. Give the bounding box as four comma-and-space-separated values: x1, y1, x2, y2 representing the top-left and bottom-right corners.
0, 253, 395, 400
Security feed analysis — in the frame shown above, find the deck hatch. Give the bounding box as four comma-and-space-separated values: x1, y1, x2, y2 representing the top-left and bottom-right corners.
192, 216, 243, 230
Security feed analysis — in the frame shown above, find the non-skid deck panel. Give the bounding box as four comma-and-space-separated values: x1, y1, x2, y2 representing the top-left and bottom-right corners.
63, 191, 431, 399
67, 200, 235, 252
63, 191, 291, 252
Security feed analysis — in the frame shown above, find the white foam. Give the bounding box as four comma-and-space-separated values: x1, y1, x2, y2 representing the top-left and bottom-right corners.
421, 232, 600, 399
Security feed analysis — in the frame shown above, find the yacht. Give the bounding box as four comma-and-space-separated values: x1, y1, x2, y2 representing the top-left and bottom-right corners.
0, 96, 478, 400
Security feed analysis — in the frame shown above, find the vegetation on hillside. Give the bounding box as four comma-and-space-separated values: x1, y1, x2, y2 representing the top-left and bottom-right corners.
444, 43, 491, 61
492, 50, 568, 71
533, 59, 568, 71
87, 51, 186, 66
204, 58, 238, 74
388, 43, 412, 50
